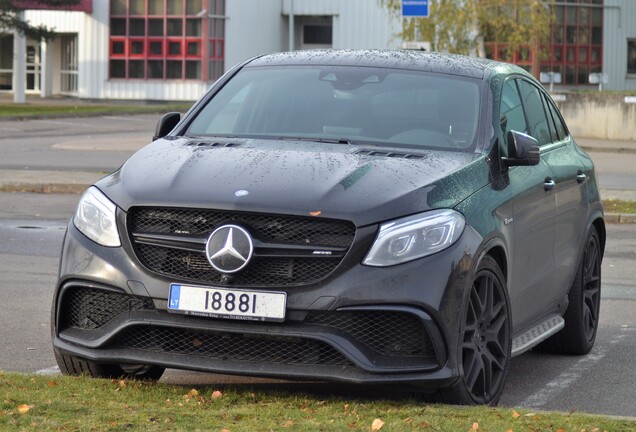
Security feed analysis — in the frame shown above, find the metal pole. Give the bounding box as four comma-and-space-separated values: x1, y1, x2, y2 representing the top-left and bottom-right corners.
289, 0, 294, 51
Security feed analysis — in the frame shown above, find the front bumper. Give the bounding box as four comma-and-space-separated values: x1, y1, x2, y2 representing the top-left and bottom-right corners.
52, 218, 482, 387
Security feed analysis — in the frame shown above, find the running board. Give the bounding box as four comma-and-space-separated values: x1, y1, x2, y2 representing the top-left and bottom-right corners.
511, 315, 565, 357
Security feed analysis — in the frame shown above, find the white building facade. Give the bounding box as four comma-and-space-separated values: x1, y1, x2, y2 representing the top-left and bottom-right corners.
0, 0, 402, 101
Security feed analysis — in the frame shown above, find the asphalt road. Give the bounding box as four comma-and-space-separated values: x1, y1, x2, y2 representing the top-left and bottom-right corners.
0, 191, 634, 417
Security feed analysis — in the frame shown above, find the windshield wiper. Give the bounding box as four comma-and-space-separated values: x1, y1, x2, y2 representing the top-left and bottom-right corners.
278, 136, 352, 145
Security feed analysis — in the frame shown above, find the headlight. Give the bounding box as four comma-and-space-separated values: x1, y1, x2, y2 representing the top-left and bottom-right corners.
363, 209, 465, 267
73, 187, 121, 247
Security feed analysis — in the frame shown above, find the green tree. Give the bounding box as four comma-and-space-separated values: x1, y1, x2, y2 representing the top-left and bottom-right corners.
382, 0, 552, 64
0, 0, 80, 40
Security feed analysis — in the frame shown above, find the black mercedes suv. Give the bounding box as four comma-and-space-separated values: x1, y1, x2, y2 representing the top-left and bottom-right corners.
52, 50, 605, 405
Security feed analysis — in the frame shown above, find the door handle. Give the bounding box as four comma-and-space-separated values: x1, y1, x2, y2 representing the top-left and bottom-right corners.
576, 172, 587, 184
544, 177, 556, 191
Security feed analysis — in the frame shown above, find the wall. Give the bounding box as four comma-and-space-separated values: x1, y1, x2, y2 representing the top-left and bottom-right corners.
555, 93, 636, 140
604, 0, 636, 91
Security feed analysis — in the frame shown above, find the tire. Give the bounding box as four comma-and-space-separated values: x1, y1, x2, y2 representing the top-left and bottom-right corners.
538, 226, 601, 355
55, 351, 165, 381
435, 255, 511, 405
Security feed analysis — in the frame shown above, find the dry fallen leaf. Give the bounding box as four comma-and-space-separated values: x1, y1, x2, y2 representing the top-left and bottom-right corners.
512, 410, 521, 418
188, 389, 199, 397
118, 380, 126, 388
371, 418, 385, 431
470, 422, 479, 431
17, 404, 30, 414
281, 420, 294, 428
211, 390, 223, 399
47, 381, 58, 387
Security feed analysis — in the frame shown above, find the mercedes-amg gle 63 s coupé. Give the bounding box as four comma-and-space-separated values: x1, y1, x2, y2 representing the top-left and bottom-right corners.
52, 50, 605, 405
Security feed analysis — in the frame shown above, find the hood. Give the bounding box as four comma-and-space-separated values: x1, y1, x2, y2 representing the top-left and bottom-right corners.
96, 138, 483, 227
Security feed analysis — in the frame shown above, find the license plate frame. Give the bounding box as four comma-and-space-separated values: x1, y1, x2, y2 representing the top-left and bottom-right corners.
167, 283, 286, 322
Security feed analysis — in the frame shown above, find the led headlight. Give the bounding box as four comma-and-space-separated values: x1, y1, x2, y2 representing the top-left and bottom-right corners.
363, 209, 465, 267
73, 187, 121, 247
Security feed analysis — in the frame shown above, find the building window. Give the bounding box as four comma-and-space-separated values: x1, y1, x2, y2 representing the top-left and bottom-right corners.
109, 0, 225, 81
541, 1, 603, 85
628, 40, 636, 75
484, 0, 603, 86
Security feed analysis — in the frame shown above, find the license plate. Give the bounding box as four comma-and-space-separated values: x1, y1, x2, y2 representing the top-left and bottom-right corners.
168, 284, 286, 322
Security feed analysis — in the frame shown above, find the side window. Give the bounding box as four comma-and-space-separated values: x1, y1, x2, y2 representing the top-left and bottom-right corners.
517, 80, 552, 146
540, 93, 558, 143
499, 80, 527, 140
545, 97, 568, 141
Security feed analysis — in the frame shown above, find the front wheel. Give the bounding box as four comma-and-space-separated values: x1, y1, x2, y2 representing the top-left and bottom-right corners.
55, 351, 165, 381
538, 226, 601, 355
440, 255, 511, 405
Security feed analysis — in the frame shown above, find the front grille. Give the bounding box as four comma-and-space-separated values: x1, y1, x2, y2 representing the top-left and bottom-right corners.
129, 208, 355, 247
111, 325, 352, 366
136, 244, 342, 286
306, 311, 436, 360
61, 287, 155, 330
128, 207, 356, 287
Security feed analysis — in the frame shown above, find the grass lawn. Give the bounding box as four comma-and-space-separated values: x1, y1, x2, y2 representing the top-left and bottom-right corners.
1, 372, 634, 431
0, 103, 193, 119
603, 199, 636, 214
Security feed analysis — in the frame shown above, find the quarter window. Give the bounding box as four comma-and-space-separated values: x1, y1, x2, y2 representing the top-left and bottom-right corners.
545, 97, 568, 142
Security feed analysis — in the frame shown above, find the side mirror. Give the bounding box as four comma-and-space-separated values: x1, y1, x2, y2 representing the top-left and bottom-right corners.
153, 112, 181, 141
503, 130, 540, 167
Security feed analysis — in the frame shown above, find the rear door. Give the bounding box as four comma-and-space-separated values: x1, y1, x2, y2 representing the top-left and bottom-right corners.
539, 91, 588, 299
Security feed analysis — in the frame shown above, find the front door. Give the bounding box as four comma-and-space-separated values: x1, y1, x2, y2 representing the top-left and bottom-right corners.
25, 39, 40, 93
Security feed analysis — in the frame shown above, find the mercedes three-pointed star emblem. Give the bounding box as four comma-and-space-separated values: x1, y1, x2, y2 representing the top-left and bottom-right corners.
205, 225, 254, 274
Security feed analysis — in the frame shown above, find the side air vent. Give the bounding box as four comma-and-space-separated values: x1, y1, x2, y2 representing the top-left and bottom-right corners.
354, 149, 426, 160
187, 141, 243, 148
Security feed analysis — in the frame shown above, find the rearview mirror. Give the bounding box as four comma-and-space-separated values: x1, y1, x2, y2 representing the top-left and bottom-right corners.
153, 112, 181, 141
503, 130, 540, 167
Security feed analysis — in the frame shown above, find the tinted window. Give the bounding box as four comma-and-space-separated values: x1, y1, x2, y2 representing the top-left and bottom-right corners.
517, 80, 552, 146
545, 97, 568, 141
540, 93, 557, 142
499, 79, 527, 139
188, 66, 481, 151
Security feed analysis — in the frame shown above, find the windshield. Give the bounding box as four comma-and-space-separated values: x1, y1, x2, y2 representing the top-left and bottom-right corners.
187, 65, 481, 151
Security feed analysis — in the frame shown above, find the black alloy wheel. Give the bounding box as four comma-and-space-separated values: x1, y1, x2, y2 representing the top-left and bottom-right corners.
581, 230, 602, 343
538, 226, 601, 355
441, 255, 511, 405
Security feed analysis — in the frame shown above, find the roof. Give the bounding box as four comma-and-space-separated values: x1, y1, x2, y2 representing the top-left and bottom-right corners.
246, 49, 528, 80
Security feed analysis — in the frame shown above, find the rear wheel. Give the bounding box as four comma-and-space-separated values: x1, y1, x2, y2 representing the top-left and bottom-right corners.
437, 255, 511, 405
55, 351, 165, 381
538, 226, 601, 355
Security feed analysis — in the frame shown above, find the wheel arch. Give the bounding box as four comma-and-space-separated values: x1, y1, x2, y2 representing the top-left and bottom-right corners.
591, 216, 606, 258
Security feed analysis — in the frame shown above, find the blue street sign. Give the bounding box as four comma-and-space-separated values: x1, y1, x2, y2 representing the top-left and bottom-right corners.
402, 0, 429, 17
